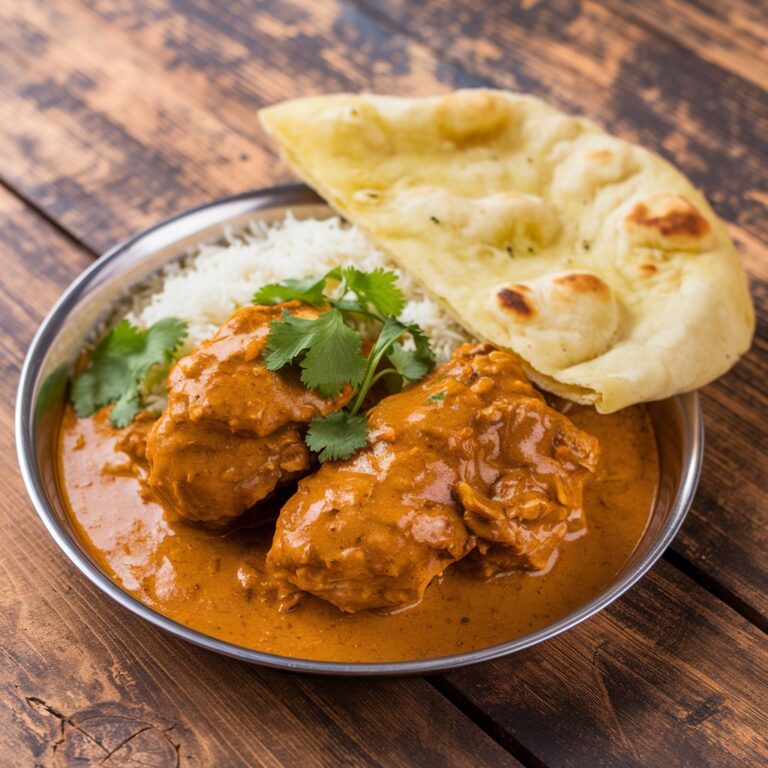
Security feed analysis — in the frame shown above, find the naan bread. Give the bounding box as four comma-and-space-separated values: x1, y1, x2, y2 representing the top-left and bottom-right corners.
259, 91, 754, 412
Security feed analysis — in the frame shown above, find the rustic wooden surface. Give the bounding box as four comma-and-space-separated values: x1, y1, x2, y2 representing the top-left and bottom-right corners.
1, 1, 766, 766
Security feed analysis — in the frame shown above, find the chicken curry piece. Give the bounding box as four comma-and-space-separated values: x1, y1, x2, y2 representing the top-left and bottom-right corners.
144, 302, 349, 525
268, 344, 598, 612
57, 305, 660, 662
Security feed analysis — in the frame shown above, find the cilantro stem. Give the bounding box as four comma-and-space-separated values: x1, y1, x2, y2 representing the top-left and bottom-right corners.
350, 357, 381, 415
349, 316, 416, 415
368, 367, 398, 388
350, 334, 399, 414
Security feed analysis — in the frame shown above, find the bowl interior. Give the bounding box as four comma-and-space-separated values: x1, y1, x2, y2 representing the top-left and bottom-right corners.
16, 185, 703, 675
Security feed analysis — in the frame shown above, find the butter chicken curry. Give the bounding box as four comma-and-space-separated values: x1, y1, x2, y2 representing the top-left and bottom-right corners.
58, 300, 658, 663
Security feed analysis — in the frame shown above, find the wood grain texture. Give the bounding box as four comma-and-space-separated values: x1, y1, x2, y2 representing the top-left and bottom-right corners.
0, 0, 764, 616
1, 2, 767, 766
3, 0, 766, 242
0, 0, 447, 252
443, 559, 768, 768
603, 0, 768, 91
0, 187, 521, 768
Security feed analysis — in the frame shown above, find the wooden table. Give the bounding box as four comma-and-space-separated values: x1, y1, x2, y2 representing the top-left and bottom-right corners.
1, 2, 766, 765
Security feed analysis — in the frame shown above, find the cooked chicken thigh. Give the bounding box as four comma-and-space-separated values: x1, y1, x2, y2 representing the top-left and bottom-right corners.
145, 302, 348, 525
267, 343, 598, 612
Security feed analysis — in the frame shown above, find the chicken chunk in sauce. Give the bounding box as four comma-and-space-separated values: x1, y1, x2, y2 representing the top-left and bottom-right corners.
458, 395, 599, 576
145, 302, 349, 525
267, 343, 599, 613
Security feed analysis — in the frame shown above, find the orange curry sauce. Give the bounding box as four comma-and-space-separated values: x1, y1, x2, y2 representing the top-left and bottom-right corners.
57, 403, 657, 662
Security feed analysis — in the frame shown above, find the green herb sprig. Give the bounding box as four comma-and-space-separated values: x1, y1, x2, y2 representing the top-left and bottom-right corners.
71, 317, 187, 428
254, 267, 434, 462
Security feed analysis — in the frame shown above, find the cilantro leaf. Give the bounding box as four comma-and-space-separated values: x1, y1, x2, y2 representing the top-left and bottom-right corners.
409, 324, 436, 366
265, 309, 366, 398
252, 266, 404, 321
388, 325, 435, 382
371, 316, 410, 356
299, 311, 366, 397
110, 390, 142, 428
341, 267, 405, 318
349, 317, 409, 413
253, 275, 329, 306
306, 411, 369, 462
427, 391, 446, 402
264, 311, 322, 369
389, 344, 432, 381
71, 317, 187, 427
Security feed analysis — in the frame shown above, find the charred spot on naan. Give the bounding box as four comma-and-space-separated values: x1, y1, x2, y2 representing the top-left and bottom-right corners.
625, 194, 713, 251
494, 271, 620, 370
552, 271, 612, 294
497, 286, 535, 317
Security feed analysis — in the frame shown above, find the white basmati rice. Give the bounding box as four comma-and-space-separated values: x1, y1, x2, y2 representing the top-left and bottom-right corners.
127, 214, 470, 363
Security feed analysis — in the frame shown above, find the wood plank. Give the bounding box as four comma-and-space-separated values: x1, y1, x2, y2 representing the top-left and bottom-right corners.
443, 559, 768, 768
603, 0, 768, 91
0, 0, 765, 613
678, 224, 768, 617
0, 0, 447, 253
0, 187, 521, 768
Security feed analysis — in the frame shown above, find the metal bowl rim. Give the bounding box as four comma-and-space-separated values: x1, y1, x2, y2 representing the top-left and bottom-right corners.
15, 183, 704, 676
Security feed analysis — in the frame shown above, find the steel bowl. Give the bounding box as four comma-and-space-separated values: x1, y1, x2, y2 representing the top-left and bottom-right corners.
16, 184, 704, 675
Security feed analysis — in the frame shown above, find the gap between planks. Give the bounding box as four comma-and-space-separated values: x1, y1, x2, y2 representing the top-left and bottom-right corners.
663, 549, 768, 636
0, 178, 98, 258
426, 676, 548, 768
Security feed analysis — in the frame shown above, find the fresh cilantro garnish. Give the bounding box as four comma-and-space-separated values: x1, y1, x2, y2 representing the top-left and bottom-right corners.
265, 309, 366, 397
340, 267, 405, 318
305, 411, 369, 462
347, 317, 434, 413
71, 317, 187, 428
254, 266, 405, 319
258, 268, 434, 462
252, 274, 328, 306
387, 325, 434, 383
427, 391, 446, 402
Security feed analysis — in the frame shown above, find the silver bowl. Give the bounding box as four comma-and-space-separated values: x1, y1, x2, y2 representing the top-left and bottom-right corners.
16, 184, 704, 675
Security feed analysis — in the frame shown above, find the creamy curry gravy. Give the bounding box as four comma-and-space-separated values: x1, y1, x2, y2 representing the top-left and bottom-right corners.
58, 403, 657, 662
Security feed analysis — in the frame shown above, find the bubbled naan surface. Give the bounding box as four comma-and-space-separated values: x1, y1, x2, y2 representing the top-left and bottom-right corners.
259, 90, 754, 412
